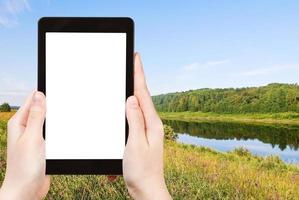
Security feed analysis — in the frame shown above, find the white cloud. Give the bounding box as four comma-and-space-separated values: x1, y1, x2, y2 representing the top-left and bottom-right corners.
182, 59, 230, 72
206, 59, 230, 66
0, 0, 30, 27
238, 64, 299, 76
183, 62, 202, 71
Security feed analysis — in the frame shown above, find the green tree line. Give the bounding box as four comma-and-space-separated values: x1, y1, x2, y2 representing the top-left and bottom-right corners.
152, 83, 299, 113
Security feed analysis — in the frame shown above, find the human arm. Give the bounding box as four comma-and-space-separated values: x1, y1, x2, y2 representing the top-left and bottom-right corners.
123, 53, 172, 200
0, 92, 50, 200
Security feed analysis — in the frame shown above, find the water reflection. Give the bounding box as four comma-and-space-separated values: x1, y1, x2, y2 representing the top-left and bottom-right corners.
163, 120, 299, 163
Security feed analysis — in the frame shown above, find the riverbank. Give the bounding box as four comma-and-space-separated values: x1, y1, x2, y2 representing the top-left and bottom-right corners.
0, 115, 299, 199
159, 111, 299, 126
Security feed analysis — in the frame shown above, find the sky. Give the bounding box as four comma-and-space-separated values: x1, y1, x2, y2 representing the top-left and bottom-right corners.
0, 0, 299, 106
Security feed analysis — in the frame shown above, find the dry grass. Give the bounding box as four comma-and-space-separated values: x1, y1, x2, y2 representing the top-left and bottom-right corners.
0, 113, 299, 199
165, 142, 299, 199
0, 112, 15, 121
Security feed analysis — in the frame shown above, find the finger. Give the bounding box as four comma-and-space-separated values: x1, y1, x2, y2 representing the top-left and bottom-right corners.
133, 53, 164, 139
13, 91, 35, 127
126, 96, 147, 146
7, 91, 35, 144
24, 91, 46, 140
37, 176, 51, 199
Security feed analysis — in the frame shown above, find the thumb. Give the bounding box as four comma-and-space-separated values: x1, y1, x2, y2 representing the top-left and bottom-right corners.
126, 96, 147, 146
25, 92, 46, 138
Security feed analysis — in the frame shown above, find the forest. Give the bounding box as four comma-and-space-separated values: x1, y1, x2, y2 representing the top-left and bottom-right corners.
152, 83, 299, 113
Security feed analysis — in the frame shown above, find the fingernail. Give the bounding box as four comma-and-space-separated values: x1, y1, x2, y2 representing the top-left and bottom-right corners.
127, 96, 138, 109
33, 92, 44, 106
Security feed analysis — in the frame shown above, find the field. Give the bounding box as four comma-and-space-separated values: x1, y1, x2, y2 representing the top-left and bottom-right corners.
1, 112, 299, 199
159, 111, 299, 126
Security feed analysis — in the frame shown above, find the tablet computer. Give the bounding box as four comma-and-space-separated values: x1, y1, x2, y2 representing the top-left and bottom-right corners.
38, 17, 134, 174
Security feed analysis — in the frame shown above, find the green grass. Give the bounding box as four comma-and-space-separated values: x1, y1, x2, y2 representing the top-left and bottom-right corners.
1, 115, 299, 199
159, 111, 299, 126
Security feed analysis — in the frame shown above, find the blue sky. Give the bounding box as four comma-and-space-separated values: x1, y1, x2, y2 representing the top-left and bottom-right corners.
0, 0, 299, 105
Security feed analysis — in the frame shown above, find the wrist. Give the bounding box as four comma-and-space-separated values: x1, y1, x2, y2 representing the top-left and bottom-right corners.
128, 178, 171, 200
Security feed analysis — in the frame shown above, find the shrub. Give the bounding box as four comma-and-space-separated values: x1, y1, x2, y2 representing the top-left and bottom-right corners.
259, 155, 286, 170
163, 124, 178, 141
0, 103, 11, 112
232, 147, 252, 157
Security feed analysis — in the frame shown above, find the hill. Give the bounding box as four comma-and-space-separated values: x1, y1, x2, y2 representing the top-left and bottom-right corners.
152, 83, 299, 114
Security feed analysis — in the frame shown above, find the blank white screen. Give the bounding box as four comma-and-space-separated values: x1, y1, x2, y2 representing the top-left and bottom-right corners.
46, 32, 126, 159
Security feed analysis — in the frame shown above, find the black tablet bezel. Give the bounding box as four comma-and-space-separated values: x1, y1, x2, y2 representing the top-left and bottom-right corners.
38, 17, 134, 175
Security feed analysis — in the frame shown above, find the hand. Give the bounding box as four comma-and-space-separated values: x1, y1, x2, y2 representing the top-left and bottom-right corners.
123, 53, 172, 200
0, 92, 50, 200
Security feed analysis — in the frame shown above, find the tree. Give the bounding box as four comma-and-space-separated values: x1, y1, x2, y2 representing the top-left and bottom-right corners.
152, 83, 299, 114
0, 103, 11, 112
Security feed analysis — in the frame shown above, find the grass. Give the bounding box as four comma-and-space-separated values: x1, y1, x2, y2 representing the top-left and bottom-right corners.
1, 112, 299, 199
159, 111, 299, 126
165, 142, 299, 199
0, 112, 15, 121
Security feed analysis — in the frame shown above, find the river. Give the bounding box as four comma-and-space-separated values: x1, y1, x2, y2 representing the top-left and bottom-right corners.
163, 119, 299, 164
